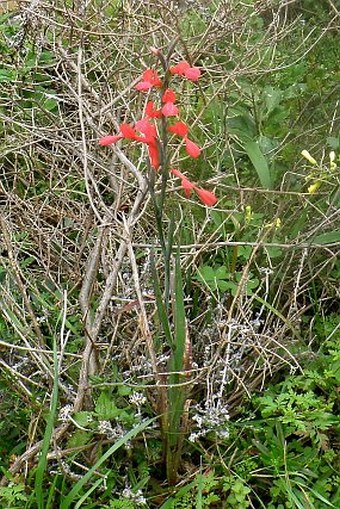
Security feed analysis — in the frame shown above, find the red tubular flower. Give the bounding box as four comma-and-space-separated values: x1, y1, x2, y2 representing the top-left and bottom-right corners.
99, 134, 123, 146
171, 169, 217, 206
120, 123, 139, 140
168, 121, 188, 137
184, 67, 201, 81
185, 137, 201, 158
162, 89, 177, 103
170, 60, 201, 81
161, 102, 179, 117
135, 118, 158, 142
170, 61, 191, 76
194, 187, 218, 206
135, 68, 162, 91
148, 140, 160, 170
171, 169, 195, 198
145, 101, 161, 118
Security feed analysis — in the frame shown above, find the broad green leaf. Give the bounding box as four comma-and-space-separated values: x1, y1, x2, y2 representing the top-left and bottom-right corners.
95, 392, 120, 420
263, 86, 282, 115
312, 231, 340, 245
244, 140, 272, 189
67, 429, 91, 449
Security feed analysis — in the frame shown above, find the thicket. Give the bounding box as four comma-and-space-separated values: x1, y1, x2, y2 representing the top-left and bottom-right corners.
0, 0, 339, 508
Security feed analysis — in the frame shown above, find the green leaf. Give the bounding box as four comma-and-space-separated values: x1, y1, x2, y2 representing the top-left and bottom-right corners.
67, 429, 91, 449
263, 87, 282, 115
73, 411, 92, 427
0, 69, 15, 82
117, 385, 132, 396
327, 136, 339, 150
227, 109, 257, 142
95, 392, 120, 420
312, 231, 340, 245
244, 141, 272, 189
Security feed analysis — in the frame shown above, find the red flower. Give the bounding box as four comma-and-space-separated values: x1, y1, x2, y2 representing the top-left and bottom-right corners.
168, 121, 188, 137
184, 67, 201, 81
171, 169, 217, 206
170, 60, 201, 81
171, 169, 194, 198
170, 61, 191, 76
135, 68, 162, 91
135, 118, 157, 142
185, 137, 201, 158
120, 123, 139, 140
161, 102, 179, 117
194, 187, 218, 206
162, 89, 177, 103
147, 140, 160, 170
145, 101, 161, 118
99, 134, 123, 146
99, 124, 138, 145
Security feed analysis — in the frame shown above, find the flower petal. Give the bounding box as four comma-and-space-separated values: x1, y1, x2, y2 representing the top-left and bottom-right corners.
161, 102, 179, 117
148, 140, 160, 170
120, 123, 138, 139
181, 178, 195, 198
168, 121, 188, 137
195, 187, 217, 206
171, 169, 194, 198
162, 88, 176, 103
135, 69, 162, 91
170, 60, 191, 76
185, 137, 201, 158
135, 80, 153, 91
184, 67, 201, 81
146, 101, 162, 118
135, 118, 157, 139
99, 135, 123, 146
171, 168, 186, 179
142, 69, 162, 87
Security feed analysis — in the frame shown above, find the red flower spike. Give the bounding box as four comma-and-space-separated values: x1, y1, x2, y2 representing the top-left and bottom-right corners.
195, 187, 218, 206
99, 135, 123, 146
184, 67, 201, 81
120, 123, 138, 139
146, 101, 161, 118
162, 89, 176, 103
161, 102, 179, 117
185, 137, 201, 158
170, 60, 191, 76
168, 121, 188, 137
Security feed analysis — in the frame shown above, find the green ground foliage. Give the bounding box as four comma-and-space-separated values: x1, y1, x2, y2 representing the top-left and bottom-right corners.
0, 0, 339, 508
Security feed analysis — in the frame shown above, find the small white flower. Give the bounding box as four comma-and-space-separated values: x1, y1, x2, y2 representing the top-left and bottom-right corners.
58, 404, 73, 422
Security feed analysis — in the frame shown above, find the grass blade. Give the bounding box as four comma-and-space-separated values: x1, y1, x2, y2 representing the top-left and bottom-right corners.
34, 334, 59, 509
60, 417, 155, 509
